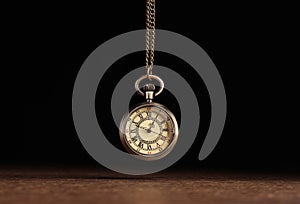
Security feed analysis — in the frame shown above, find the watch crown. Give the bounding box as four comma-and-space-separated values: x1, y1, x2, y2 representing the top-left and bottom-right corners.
143, 84, 155, 102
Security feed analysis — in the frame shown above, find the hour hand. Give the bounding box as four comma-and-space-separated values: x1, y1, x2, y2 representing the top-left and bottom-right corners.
142, 127, 161, 135
139, 125, 152, 132
134, 123, 150, 132
138, 125, 148, 130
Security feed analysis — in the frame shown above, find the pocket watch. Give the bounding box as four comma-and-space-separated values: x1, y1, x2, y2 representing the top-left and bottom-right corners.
119, 76, 179, 160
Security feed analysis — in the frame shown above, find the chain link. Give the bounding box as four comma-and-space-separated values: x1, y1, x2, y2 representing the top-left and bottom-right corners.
146, 0, 155, 79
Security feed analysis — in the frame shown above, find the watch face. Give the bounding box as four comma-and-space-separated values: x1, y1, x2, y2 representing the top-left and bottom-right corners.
119, 103, 179, 160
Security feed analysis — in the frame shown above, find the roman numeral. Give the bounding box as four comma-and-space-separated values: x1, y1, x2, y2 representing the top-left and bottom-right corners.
138, 142, 143, 148
163, 128, 168, 132
131, 136, 138, 143
147, 145, 152, 150
160, 135, 167, 141
130, 129, 137, 133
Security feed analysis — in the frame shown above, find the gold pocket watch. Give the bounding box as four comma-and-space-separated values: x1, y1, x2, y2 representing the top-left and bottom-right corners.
119, 76, 179, 160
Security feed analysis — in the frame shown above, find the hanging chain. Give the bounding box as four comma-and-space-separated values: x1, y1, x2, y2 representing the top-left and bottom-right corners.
146, 0, 155, 79
135, 0, 164, 97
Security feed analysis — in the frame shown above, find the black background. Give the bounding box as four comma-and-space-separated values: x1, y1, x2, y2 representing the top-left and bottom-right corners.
10, 1, 300, 172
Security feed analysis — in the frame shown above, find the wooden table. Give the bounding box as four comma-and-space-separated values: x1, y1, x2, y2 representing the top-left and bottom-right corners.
0, 166, 299, 204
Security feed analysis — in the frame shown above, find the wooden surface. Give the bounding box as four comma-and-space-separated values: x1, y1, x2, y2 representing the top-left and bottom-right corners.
0, 167, 299, 204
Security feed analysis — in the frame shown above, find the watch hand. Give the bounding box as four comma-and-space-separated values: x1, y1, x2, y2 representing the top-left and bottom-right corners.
139, 126, 148, 130
135, 123, 163, 135
139, 125, 152, 134
148, 112, 159, 130
150, 130, 161, 134
138, 125, 162, 135
134, 124, 151, 132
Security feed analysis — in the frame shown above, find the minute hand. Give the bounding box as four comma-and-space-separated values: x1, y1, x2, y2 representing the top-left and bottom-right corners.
149, 112, 160, 129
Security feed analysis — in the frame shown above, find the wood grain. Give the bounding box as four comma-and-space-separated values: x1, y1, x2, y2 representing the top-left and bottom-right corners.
0, 167, 299, 204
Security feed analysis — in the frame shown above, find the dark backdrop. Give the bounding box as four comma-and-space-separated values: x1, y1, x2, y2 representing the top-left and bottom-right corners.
9, 1, 300, 171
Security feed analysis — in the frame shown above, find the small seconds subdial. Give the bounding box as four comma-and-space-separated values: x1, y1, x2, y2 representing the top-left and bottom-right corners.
120, 103, 178, 160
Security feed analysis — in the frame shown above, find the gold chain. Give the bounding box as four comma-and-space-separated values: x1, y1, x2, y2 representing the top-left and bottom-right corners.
146, 0, 155, 79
